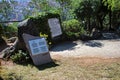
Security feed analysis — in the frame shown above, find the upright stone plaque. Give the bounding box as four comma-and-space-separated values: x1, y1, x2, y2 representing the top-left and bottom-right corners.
48, 18, 62, 38
29, 38, 49, 55
22, 33, 52, 65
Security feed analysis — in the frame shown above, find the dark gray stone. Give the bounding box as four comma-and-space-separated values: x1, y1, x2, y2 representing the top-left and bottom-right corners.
91, 28, 102, 39
18, 19, 39, 50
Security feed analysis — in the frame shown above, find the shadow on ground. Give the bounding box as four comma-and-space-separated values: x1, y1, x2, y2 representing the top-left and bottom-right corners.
50, 41, 77, 52
84, 41, 103, 47
36, 61, 59, 70
14, 59, 59, 70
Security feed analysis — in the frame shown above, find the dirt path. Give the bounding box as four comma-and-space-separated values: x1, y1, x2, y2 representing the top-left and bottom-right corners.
50, 39, 120, 58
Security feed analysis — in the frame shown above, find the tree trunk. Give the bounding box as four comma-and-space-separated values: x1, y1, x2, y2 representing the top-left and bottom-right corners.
97, 16, 103, 30
109, 10, 112, 31
88, 17, 91, 31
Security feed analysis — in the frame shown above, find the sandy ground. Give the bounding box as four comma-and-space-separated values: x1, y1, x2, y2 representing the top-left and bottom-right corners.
50, 39, 120, 58
1, 39, 120, 66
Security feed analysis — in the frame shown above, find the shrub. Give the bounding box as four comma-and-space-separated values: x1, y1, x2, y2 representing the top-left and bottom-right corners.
62, 19, 85, 40
4, 23, 18, 38
0, 23, 18, 38
11, 50, 31, 64
40, 32, 52, 45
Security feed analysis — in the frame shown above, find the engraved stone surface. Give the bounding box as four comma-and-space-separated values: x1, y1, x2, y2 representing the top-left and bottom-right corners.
22, 33, 52, 65
29, 38, 49, 55
48, 18, 62, 38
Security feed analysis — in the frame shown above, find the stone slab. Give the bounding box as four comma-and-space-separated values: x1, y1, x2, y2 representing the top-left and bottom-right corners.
22, 33, 52, 65
48, 18, 62, 38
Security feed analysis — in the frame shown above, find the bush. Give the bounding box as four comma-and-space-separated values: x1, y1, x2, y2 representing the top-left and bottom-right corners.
3, 23, 18, 38
11, 50, 31, 64
62, 19, 85, 40
0, 23, 18, 38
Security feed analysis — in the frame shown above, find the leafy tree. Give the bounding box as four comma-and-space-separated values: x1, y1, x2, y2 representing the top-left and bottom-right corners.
103, 0, 120, 11
56, 0, 73, 20
56, 0, 83, 21
103, 0, 120, 30
75, 0, 100, 31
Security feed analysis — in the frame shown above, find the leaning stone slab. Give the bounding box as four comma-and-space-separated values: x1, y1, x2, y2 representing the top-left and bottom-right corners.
22, 33, 52, 65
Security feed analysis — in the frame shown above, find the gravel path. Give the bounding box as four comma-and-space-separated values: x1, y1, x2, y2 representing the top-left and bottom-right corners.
50, 39, 120, 58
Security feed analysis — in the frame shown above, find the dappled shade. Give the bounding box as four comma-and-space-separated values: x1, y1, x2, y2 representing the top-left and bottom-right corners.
50, 41, 77, 51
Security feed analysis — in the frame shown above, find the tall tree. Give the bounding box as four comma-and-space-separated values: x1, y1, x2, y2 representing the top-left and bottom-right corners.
56, 0, 72, 20
75, 0, 100, 30
103, 0, 120, 30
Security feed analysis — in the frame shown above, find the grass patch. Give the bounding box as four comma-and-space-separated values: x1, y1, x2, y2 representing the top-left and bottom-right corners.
1, 56, 120, 80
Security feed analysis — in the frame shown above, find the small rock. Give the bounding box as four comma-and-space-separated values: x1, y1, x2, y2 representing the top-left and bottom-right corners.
91, 28, 102, 39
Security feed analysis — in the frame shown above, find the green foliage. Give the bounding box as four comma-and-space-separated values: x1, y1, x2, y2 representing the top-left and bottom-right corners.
11, 50, 31, 63
28, 0, 61, 17
29, 0, 83, 21
40, 33, 52, 45
75, 0, 93, 19
30, 12, 61, 44
75, 0, 101, 20
3, 23, 18, 38
112, 10, 120, 28
74, 0, 100, 30
30, 0, 51, 11
56, 0, 83, 21
103, 0, 120, 11
62, 19, 85, 40
102, 0, 120, 30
